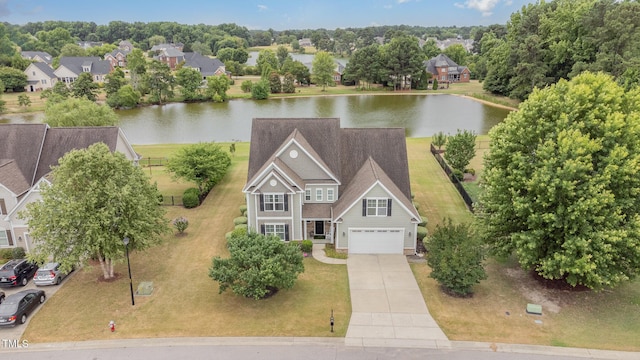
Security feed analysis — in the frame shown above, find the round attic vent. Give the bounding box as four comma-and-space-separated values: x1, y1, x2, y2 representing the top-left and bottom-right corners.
270, 179, 277, 187
289, 149, 299, 158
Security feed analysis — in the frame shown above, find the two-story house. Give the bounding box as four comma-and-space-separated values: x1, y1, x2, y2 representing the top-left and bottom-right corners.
183, 52, 226, 80
424, 53, 471, 84
243, 118, 420, 255
24, 62, 57, 92
0, 124, 139, 252
104, 48, 130, 68
54, 57, 112, 84
21, 51, 53, 65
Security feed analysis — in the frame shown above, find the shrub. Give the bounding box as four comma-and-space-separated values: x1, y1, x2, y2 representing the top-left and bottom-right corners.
0, 248, 13, 260
241, 80, 253, 93
413, 202, 420, 211
450, 169, 464, 182
300, 240, 313, 253
234, 224, 248, 231
183, 188, 200, 208
233, 216, 247, 225
172, 216, 189, 234
464, 168, 476, 176
11, 247, 26, 259
225, 231, 234, 241
426, 218, 486, 296
416, 226, 428, 241
418, 216, 428, 227
209, 231, 304, 299
239, 204, 247, 215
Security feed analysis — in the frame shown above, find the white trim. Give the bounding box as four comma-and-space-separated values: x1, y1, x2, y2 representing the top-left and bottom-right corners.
262, 193, 286, 212
315, 188, 323, 201
252, 171, 296, 194
333, 180, 420, 222
274, 139, 341, 184
244, 163, 302, 193
5, 177, 50, 221
365, 197, 388, 217
118, 128, 142, 161
327, 188, 335, 202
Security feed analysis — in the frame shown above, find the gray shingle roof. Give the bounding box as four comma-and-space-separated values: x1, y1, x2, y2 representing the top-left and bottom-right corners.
32, 62, 56, 79
21, 51, 53, 64
424, 53, 469, 76
58, 57, 111, 76
0, 124, 120, 195
183, 52, 224, 77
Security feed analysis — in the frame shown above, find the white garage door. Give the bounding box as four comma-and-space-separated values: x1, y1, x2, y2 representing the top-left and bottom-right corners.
349, 228, 404, 254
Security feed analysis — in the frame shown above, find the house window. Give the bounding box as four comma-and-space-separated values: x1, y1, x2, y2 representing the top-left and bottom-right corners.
316, 189, 323, 201
0, 230, 8, 247
364, 198, 391, 217
264, 224, 287, 241
32, 71, 36, 76
327, 189, 335, 202
263, 194, 285, 211
305, 189, 311, 201
41, 79, 47, 84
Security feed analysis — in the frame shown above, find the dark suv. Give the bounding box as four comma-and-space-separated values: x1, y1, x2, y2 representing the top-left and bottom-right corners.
0, 259, 38, 287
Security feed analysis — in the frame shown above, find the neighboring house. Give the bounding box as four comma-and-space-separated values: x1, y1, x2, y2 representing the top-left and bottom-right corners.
118, 40, 134, 52
77, 41, 103, 49
21, 51, 53, 65
24, 62, 57, 92
0, 124, 139, 252
104, 49, 130, 68
298, 38, 312, 47
183, 52, 226, 79
243, 118, 420, 255
151, 44, 185, 70
424, 53, 471, 84
303, 60, 346, 85
55, 57, 112, 84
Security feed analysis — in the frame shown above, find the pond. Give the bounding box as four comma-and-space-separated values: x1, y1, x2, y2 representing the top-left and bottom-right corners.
1, 95, 511, 145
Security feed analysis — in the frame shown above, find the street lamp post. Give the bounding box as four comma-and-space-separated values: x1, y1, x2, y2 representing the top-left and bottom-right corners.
123, 236, 135, 306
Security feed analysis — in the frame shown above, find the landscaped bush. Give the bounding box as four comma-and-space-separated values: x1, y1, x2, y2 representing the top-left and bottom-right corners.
233, 216, 247, 225
0, 248, 13, 260
234, 224, 248, 231
183, 188, 200, 208
239, 204, 247, 215
450, 169, 464, 182
172, 216, 189, 234
464, 168, 476, 176
416, 226, 428, 241
225, 231, 234, 241
419, 216, 428, 227
12, 247, 26, 259
300, 240, 313, 253
413, 202, 420, 211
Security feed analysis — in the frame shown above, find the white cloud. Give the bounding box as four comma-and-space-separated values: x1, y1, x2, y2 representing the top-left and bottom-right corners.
397, 0, 411, 3
257, 4, 268, 11
458, 0, 501, 17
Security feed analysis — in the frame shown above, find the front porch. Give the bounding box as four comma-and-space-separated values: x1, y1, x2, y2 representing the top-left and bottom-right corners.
304, 219, 333, 243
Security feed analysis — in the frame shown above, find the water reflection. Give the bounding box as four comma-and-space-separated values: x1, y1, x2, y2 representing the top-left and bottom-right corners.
2, 95, 511, 144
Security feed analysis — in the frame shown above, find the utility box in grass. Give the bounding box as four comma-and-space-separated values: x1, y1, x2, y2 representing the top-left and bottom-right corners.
136, 281, 154, 296
526, 303, 542, 315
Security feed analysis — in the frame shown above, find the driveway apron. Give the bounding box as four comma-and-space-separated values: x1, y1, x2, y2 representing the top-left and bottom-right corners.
345, 254, 450, 348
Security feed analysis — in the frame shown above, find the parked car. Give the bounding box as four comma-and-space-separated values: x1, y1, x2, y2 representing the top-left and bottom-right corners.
33, 262, 72, 286
0, 259, 38, 287
0, 289, 46, 327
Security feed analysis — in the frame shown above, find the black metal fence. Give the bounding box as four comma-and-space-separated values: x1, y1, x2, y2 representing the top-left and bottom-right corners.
140, 157, 169, 167
430, 143, 475, 212
159, 195, 183, 206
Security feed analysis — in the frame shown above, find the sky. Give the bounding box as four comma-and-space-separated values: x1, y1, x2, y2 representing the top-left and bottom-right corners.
0, 0, 536, 30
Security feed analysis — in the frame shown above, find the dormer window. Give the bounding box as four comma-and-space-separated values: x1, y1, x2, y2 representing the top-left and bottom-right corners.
82, 66, 90, 72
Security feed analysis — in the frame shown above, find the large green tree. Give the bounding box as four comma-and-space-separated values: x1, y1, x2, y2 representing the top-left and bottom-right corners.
479, 72, 640, 289
175, 67, 203, 101
127, 48, 147, 91
344, 44, 382, 89
144, 60, 174, 104
311, 51, 335, 91
70, 72, 99, 101
444, 129, 477, 172
23, 143, 168, 279
209, 230, 304, 300
381, 35, 424, 91
206, 74, 231, 102
44, 97, 119, 127
166, 142, 231, 196
256, 49, 278, 78
0, 66, 28, 92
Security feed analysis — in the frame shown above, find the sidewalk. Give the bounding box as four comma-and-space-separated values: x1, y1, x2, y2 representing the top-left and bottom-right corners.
311, 243, 347, 265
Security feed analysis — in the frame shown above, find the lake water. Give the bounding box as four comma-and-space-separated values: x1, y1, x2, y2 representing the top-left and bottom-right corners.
1, 95, 511, 145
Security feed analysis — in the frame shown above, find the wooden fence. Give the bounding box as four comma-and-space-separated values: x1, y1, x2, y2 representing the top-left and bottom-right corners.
159, 195, 183, 206
430, 143, 475, 212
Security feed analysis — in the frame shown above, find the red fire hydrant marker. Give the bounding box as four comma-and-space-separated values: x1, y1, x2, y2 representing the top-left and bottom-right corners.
109, 320, 115, 332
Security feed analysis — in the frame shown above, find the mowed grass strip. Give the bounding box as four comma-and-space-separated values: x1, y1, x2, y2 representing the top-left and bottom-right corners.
22, 143, 350, 342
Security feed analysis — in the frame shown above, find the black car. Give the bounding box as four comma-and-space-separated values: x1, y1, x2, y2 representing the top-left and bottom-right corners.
0, 259, 38, 287
0, 289, 46, 327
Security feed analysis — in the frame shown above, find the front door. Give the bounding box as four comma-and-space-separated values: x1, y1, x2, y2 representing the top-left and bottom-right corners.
315, 221, 324, 235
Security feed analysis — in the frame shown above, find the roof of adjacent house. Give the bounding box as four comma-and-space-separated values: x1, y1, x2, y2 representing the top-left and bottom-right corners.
106, 48, 130, 58
0, 124, 120, 196
246, 118, 418, 219
30, 62, 57, 79
424, 53, 469, 76
183, 52, 225, 77
58, 57, 112, 76
21, 51, 53, 64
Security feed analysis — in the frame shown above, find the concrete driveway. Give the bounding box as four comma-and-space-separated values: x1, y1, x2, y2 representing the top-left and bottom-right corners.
345, 254, 449, 348
0, 272, 72, 341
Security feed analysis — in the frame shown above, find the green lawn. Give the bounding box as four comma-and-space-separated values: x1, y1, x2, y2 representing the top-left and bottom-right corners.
22, 137, 640, 351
